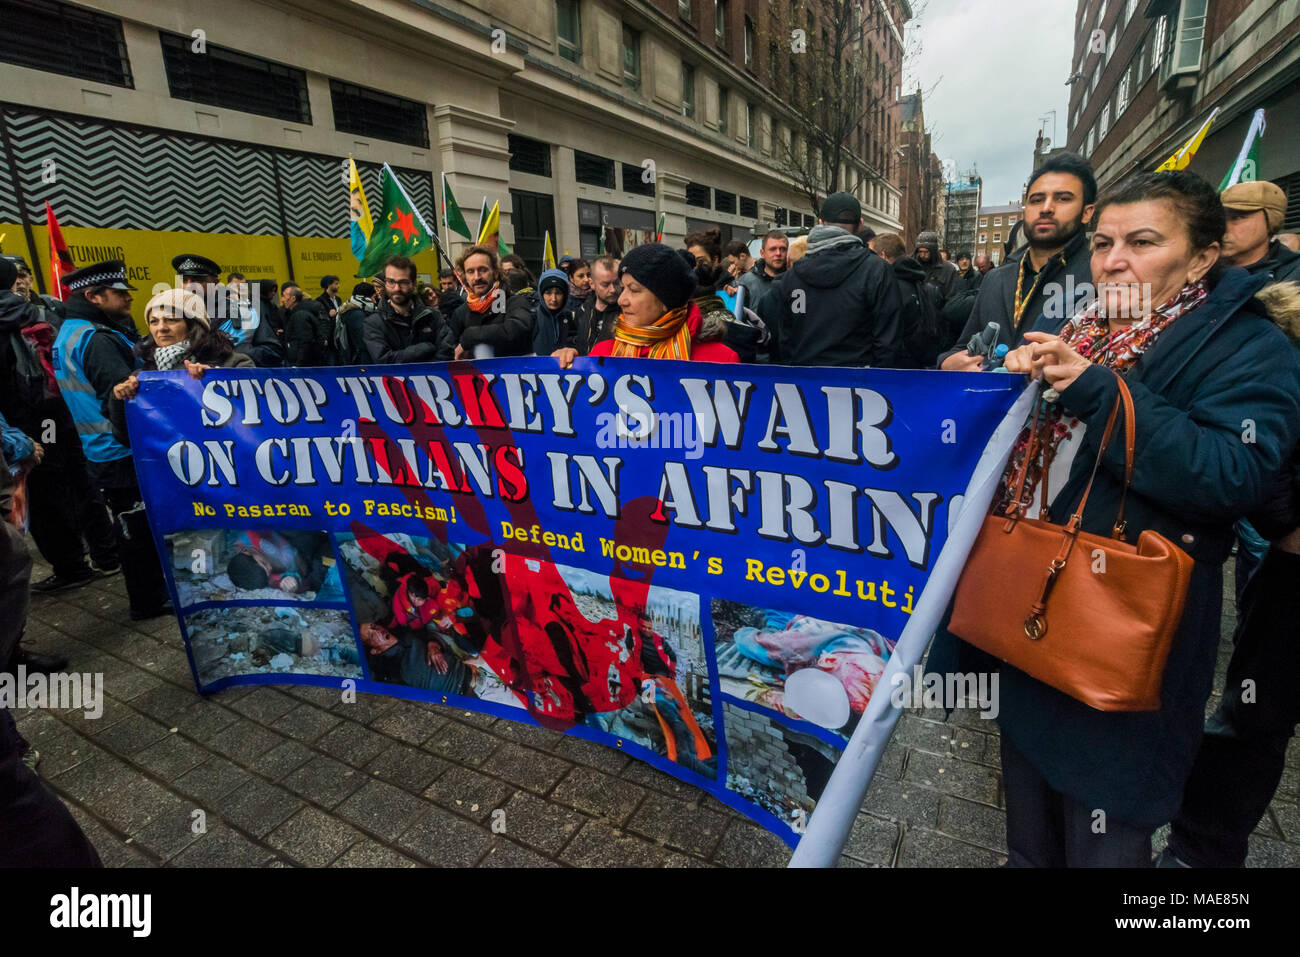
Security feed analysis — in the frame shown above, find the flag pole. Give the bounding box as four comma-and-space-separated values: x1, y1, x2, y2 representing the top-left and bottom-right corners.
1220, 109, 1266, 190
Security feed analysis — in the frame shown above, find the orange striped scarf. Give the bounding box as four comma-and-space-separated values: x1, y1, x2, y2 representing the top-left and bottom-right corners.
466, 283, 499, 314
611, 305, 692, 359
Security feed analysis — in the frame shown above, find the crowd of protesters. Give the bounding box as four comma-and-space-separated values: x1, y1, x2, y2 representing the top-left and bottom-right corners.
3, 150, 1300, 868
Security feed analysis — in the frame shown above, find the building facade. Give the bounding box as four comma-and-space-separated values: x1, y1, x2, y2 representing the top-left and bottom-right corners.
896, 90, 943, 245
1066, 0, 1300, 229
972, 202, 1023, 266
941, 169, 982, 256
0, 0, 914, 303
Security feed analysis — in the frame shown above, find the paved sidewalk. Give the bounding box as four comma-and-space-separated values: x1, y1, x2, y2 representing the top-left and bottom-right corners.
11, 560, 1299, 867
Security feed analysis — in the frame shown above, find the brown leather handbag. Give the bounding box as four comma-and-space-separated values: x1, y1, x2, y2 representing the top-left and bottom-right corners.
949, 374, 1194, 712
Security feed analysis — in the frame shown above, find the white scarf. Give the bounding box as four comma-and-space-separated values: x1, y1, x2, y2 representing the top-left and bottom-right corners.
154, 340, 192, 371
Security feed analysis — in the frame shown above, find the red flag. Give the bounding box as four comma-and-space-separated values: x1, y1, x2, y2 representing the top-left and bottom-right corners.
45, 202, 73, 301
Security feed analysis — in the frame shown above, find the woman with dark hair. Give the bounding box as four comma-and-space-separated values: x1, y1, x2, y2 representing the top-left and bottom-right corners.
560, 257, 591, 306
587, 243, 737, 363
119, 289, 252, 385
933, 170, 1300, 866
683, 226, 728, 293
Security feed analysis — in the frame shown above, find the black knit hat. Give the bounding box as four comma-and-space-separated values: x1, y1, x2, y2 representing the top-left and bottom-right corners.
0, 257, 16, 292
619, 243, 696, 311
321, 274, 339, 289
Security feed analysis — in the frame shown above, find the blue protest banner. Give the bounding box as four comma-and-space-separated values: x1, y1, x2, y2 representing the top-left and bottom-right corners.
126, 358, 1025, 847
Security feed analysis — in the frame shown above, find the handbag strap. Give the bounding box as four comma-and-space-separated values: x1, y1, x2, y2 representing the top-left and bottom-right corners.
1070, 372, 1137, 538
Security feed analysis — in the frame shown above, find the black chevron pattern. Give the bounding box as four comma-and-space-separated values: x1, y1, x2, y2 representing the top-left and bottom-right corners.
0, 108, 440, 239
0, 144, 20, 223
3, 110, 281, 233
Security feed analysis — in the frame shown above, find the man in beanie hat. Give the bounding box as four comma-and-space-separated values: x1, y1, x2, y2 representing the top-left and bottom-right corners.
1220, 181, 1300, 285
586, 243, 736, 362
761, 194, 902, 367
53, 261, 170, 619
913, 230, 960, 305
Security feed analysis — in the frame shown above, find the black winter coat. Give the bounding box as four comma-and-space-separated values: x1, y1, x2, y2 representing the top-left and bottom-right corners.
1243, 238, 1300, 285
363, 300, 454, 364
568, 296, 618, 355
891, 257, 944, 369
938, 229, 1093, 365
929, 267, 1300, 828
767, 240, 903, 367
286, 298, 329, 366
452, 294, 534, 357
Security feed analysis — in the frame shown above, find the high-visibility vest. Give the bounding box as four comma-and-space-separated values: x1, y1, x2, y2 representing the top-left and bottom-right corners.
51, 318, 135, 463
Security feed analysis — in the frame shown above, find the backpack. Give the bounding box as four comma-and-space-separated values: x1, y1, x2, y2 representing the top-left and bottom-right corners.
6, 311, 58, 407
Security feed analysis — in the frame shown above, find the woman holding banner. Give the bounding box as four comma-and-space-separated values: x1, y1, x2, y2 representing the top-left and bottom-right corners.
587, 243, 737, 364
935, 170, 1300, 866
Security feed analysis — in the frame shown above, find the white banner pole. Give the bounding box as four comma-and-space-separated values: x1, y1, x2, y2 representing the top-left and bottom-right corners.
788, 380, 1038, 868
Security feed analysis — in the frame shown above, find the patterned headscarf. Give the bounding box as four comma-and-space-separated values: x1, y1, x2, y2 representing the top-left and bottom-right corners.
996, 279, 1210, 516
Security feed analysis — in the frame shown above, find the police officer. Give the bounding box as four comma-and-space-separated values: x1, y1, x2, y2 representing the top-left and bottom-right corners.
172, 254, 284, 366
52, 261, 170, 620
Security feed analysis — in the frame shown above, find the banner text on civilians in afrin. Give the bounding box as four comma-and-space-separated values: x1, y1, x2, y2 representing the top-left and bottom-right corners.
127, 359, 1022, 843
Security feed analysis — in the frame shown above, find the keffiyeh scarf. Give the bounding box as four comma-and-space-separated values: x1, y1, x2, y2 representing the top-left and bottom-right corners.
154, 340, 192, 371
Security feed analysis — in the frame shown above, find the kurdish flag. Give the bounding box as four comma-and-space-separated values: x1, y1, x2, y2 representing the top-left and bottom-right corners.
1219, 109, 1266, 191
477, 200, 511, 258
356, 165, 436, 277
442, 173, 472, 241
347, 158, 373, 261
543, 231, 557, 270
1155, 108, 1219, 172
656, 212, 666, 242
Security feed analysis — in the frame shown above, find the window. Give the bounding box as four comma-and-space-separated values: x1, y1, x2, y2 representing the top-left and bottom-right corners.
161, 32, 309, 123
1090, 66, 1099, 92
745, 101, 754, 147
1162, 0, 1208, 85
744, 16, 755, 67
1086, 126, 1096, 155
1151, 16, 1168, 77
621, 161, 655, 197
1099, 102, 1110, 139
557, 0, 581, 64
1116, 70, 1130, 115
993, 233, 1001, 243
714, 189, 736, 214
979, 233, 987, 244
682, 63, 695, 118
768, 38, 779, 84
774, 207, 788, 227
993, 216, 1002, 226
1096, 0, 1107, 28
718, 85, 729, 134
685, 182, 711, 208
739, 196, 758, 218
508, 134, 552, 177
678, 0, 691, 18
714, 0, 727, 46
574, 150, 616, 188
331, 81, 428, 147
0, 0, 133, 87
979, 218, 988, 228
622, 24, 640, 89
1125, 0, 1137, 22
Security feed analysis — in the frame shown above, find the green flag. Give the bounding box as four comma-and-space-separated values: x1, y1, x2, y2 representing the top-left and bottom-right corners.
442, 173, 472, 241
498, 234, 510, 259
357, 165, 435, 277
1219, 109, 1266, 191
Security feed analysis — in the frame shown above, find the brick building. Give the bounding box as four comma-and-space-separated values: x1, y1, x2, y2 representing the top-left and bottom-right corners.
972, 203, 1024, 266
1067, 0, 1300, 229
897, 90, 944, 245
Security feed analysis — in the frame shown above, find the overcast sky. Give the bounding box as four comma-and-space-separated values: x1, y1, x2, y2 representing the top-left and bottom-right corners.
902, 0, 1076, 207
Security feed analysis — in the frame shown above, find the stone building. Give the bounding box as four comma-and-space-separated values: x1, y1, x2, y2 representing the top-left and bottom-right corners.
0, 0, 915, 295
